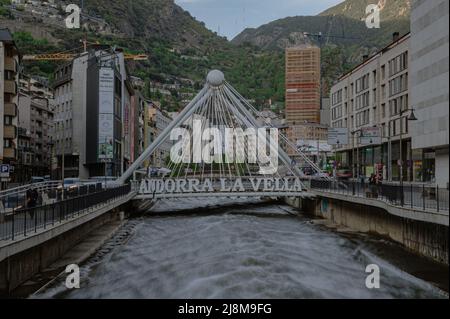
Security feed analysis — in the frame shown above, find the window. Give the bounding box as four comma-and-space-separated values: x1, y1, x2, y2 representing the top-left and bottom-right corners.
4, 139, 12, 148
332, 90, 343, 106
388, 52, 408, 77
5, 71, 15, 80
356, 74, 370, 94
4, 116, 13, 125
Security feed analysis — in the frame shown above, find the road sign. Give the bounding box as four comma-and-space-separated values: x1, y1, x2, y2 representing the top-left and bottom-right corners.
0, 165, 10, 178
361, 127, 380, 137
360, 127, 381, 145
328, 128, 349, 145
360, 136, 382, 145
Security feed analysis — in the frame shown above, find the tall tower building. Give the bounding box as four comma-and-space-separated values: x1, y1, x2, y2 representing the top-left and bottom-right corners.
285, 45, 321, 125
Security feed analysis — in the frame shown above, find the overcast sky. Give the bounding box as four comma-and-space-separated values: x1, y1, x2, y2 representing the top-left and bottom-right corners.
175, 0, 345, 39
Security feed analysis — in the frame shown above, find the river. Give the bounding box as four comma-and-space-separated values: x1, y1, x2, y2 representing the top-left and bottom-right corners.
35, 199, 448, 299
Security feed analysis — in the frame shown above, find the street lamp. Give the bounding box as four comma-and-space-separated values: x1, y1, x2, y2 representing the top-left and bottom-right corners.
351, 128, 362, 180
399, 108, 418, 205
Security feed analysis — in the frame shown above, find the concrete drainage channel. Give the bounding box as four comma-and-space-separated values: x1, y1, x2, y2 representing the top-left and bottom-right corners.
12, 218, 143, 298
85, 219, 142, 265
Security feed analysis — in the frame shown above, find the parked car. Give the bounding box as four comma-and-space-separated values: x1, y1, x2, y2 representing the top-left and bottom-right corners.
314, 172, 330, 178
336, 169, 353, 180
57, 178, 82, 196
89, 176, 117, 189
302, 167, 315, 176
149, 168, 159, 178
31, 176, 45, 184
158, 168, 171, 178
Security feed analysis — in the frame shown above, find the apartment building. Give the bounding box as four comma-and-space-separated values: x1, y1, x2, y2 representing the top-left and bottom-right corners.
53, 50, 127, 179
147, 103, 173, 168
410, 0, 449, 188
285, 44, 321, 125
330, 33, 411, 181
0, 29, 20, 174
17, 75, 55, 182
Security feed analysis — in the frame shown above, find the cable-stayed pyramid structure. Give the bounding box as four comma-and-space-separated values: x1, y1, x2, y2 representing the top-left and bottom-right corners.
119, 70, 328, 191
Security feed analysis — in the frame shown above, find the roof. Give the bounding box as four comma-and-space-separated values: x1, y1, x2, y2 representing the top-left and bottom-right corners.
337, 32, 411, 82
0, 28, 21, 58
0, 28, 14, 42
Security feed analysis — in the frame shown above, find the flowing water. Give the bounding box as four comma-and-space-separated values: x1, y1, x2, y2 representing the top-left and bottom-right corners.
35, 199, 448, 299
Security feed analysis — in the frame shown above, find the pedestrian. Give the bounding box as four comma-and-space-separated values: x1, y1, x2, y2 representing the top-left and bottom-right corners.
369, 174, 377, 198
26, 188, 36, 208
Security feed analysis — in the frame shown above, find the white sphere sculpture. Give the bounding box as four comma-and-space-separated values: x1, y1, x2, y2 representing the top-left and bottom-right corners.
206, 70, 225, 87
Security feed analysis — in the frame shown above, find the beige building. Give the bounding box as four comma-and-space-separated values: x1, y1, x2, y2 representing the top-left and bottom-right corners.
0, 29, 20, 177
330, 33, 411, 181
285, 45, 321, 126
146, 102, 173, 168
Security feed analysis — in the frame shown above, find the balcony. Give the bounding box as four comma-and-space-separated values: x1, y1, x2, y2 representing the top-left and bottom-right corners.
4, 57, 17, 73
4, 80, 17, 95
4, 125, 17, 139
4, 103, 17, 117
3, 148, 17, 160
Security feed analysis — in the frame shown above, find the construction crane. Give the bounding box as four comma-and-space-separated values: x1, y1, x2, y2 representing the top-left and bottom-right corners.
303, 32, 361, 49
302, 29, 361, 111
23, 53, 148, 61
23, 38, 148, 61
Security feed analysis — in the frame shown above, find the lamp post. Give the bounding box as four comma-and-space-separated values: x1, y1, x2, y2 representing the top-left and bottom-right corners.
399, 108, 418, 205
351, 129, 362, 180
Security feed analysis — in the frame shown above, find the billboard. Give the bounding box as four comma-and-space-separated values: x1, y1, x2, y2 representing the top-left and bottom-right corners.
98, 68, 115, 161
360, 127, 382, 145
328, 128, 349, 145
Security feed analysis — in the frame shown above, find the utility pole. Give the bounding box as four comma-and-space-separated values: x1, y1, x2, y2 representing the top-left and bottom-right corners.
350, 128, 364, 181
398, 109, 418, 205
59, 120, 65, 200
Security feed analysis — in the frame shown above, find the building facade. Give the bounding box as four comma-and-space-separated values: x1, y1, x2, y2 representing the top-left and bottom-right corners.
410, 0, 449, 188
17, 75, 55, 182
147, 103, 172, 168
330, 33, 411, 181
285, 45, 321, 125
53, 50, 128, 179
0, 29, 20, 182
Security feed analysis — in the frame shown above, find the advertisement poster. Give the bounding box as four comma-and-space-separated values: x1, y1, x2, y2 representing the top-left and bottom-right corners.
98, 68, 115, 161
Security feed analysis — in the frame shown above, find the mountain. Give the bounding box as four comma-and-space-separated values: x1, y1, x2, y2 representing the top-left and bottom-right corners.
319, 0, 411, 21
231, 0, 411, 94
232, 15, 410, 52
1, 0, 411, 107
232, 0, 411, 51
1, 0, 288, 108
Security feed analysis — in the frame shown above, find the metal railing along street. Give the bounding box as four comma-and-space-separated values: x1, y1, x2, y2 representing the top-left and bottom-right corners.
0, 182, 104, 211
0, 184, 131, 241
310, 180, 449, 213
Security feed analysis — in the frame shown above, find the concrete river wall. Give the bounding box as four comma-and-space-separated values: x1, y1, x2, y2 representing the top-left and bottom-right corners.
286, 196, 448, 264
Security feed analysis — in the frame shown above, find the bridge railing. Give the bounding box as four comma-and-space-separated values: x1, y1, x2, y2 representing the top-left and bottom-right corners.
0, 184, 131, 242
0, 182, 105, 212
310, 179, 449, 213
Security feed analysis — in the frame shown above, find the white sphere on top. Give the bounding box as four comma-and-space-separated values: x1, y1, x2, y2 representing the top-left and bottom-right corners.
206, 70, 225, 87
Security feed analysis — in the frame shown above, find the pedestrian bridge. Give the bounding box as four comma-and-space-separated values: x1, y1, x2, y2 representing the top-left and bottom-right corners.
120, 70, 328, 202
134, 177, 315, 200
